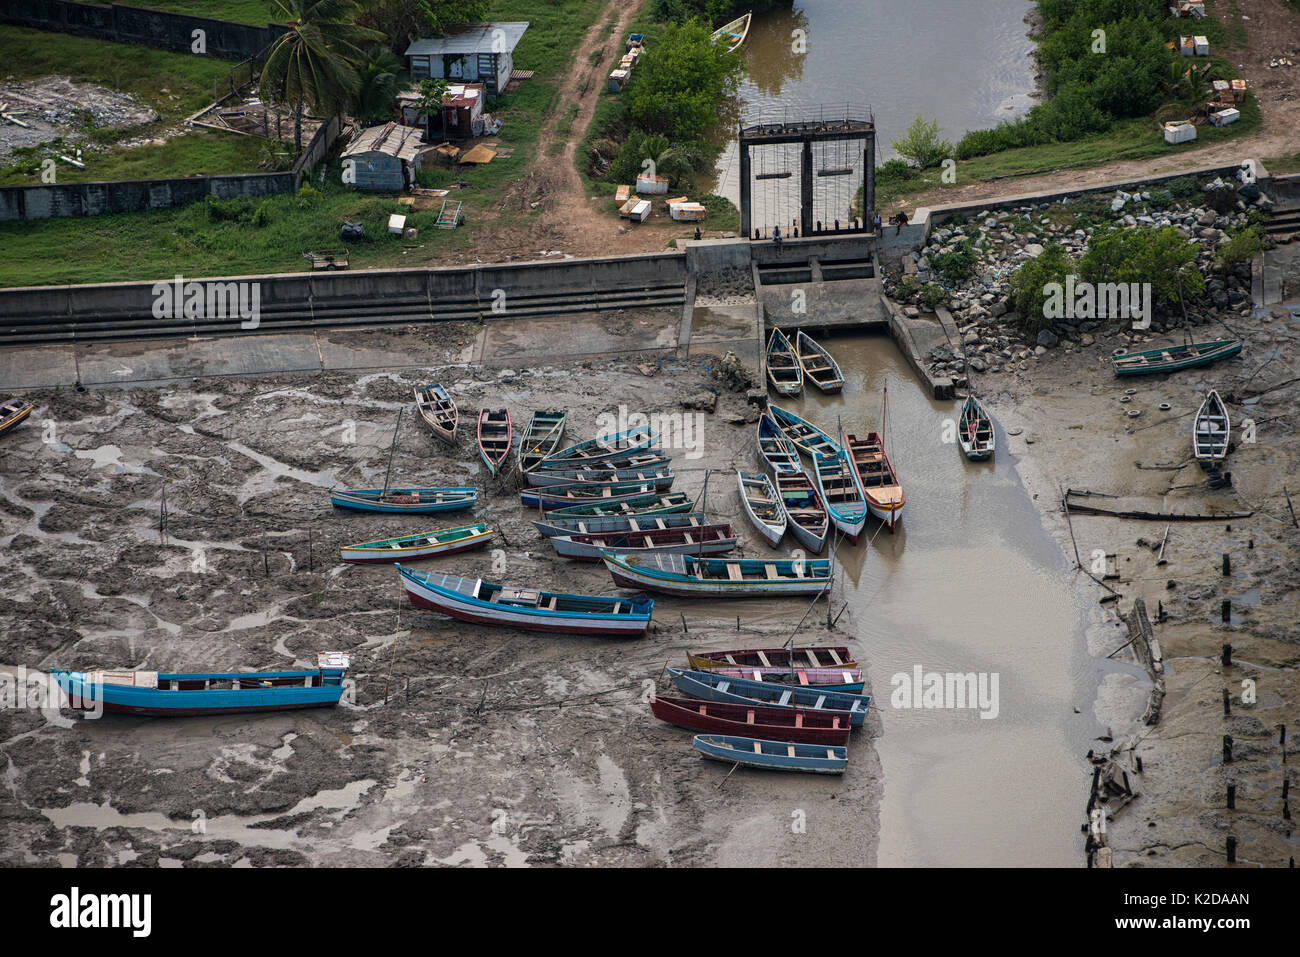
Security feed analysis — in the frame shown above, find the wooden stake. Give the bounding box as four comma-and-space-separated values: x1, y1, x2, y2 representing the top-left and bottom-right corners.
1285, 486, 1299, 528
1155, 524, 1170, 565
262, 526, 269, 576
716, 760, 741, 790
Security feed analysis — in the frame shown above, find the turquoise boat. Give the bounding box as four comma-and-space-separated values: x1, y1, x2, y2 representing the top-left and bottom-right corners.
329, 487, 477, 514
812, 448, 867, 543
668, 667, 869, 726
768, 403, 842, 459
1112, 339, 1242, 376
693, 734, 848, 774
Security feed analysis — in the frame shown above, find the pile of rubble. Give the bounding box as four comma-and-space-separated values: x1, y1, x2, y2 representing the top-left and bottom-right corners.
0, 76, 159, 160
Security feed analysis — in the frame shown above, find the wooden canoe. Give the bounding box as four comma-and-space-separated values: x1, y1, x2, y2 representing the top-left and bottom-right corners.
958, 395, 995, 461
756, 412, 801, 475
701, 665, 863, 693
548, 523, 736, 561
547, 492, 695, 518
1193, 390, 1230, 467
413, 384, 457, 443
339, 523, 493, 563
329, 487, 477, 514
526, 465, 674, 490
522, 480, 669, 510
795, 330, 845, 393
532, 512, 709, 539
768, 403, 841, 459
693, 734, 847, 774
1112, 339, 1242, 376
668, 667, 870, 726
477, 408, 512, 476
775, 470, 829, 554
650, 695, 852, 746
737, 470, 787, 547
603, 552, 831, 598
541, 427, 657, 467
709, 12, 752, 53
812, 448, 867, 543
0, 397, 34, 438
397, 565, 653, 636
688, 646, 856, 670
846, 432, 905, 530
517, 410, 567, 472
765, 327, 803, 396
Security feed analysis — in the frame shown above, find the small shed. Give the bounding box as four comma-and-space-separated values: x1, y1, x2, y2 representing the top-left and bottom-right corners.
341, 123, 425, 191
406, 22, 529, 96
400, 83, 486, 140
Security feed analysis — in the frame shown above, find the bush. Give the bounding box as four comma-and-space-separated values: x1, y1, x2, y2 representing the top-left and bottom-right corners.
1215, 225, 1267, 269
1146, 188, 1174, 210
876, 158, 917, 185
205, 195, 248, 222
929, 239, 978, 284
1079, 225, 1205, 302
1008, 243, 1075, 333
892, 115, 952, 170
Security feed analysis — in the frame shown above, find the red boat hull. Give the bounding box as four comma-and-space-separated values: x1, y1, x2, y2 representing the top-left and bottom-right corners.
650, 694, 852, 746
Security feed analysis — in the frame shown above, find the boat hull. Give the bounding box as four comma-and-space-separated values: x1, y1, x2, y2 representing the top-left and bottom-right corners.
53, 672, 344, 716
329, 488, 477, 514
533, 513, 709, 539
693, 734, 847, 774
604, 554, 830, 599
669, 668, 868, 726
339, 526, 494, 564
650, 696, 851, 746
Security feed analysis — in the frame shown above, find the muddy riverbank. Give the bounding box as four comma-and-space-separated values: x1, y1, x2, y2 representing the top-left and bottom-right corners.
0, 349, 881, 867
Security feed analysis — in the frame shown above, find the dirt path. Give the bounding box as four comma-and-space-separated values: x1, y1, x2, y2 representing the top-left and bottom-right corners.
899, 0, 1299, 214
468, 0, 681, 261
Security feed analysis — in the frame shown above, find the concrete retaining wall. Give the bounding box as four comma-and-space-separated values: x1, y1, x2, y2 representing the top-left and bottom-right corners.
0, 173, 295, 221
0, 0, 283, 59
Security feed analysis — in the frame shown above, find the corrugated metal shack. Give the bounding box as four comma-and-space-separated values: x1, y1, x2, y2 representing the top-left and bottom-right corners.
405, 22, 529, 97
340, 123, 425, 191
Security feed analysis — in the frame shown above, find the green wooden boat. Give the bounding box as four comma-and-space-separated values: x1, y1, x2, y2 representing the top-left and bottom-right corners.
548, 492, 695, 518
1112, 339, 1242, 376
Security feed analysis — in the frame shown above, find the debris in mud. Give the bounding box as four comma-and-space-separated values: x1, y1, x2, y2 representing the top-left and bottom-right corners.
0, 76, 159, 160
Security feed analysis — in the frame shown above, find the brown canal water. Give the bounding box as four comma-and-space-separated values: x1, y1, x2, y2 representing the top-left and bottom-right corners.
786, 333, 1129, 866
702, 0, 1038, 230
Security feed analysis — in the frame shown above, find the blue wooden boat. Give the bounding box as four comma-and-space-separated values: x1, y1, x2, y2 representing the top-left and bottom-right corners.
51, 654, 351, 717
668, 667, 869, 726
768, 403, 842, 459
957, 395, 995, 461
756, 411, 801, 475
397, 565, 652, 636
605, 552, 831, 598
540, 427, 658, 467
329, 487, 477, 514
692, 734, 847, 774
522, 480, 668, 510
812, 448, 867, 543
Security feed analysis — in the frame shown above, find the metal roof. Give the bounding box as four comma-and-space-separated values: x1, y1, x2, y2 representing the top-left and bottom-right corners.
405, 22, 529, 57
340, 123, 425, 161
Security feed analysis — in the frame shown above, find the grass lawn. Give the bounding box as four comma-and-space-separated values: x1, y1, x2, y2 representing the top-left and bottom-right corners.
70, 0, 275, 23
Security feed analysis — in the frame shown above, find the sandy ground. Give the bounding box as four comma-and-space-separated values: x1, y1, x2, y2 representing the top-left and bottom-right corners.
0, 339, 880, 867
979, 301, 1300, 866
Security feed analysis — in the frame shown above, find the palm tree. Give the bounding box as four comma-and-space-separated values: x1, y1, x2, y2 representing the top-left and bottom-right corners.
356, 48, 404, 125
260, 0, 385, 154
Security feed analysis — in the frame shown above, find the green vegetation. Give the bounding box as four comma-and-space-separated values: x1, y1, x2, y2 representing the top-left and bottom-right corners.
653, 0, 782, 24
928, 238, 978, 284
955, 0, 1243, 160
1215, 224, 1268, 269
70, 0, 276, 22
891, 116, 953, 170
1008, 226, 1204, 334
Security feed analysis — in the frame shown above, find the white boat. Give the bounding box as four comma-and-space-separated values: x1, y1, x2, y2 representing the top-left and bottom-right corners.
775, 471, 829, 554
709, 12, 752, 53
737, 470, 787, 547
1193, 390, 1230, 468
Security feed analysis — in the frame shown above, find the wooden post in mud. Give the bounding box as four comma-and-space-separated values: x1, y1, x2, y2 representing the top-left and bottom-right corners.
1280, 724, 1287, 765
159, 484, 166, 544
1221, 599, 1231, 623
1222, 643, 1232, 666
308, 528, 313, 572
261, 526, 269, 577
1223, 735, 1234, 764
1223, 688, 1231, 716
1222, 553, 1231, 576
1284, 486, 1299, 528
1226, 835, 1237, 863
1226, 783, 1236, 809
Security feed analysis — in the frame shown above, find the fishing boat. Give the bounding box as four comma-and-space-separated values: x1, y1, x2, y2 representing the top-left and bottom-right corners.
795, 330, 845, 394
397, 565, 652, 636
522, 480, 668, 511
51, 653, 351, 717
516, 410, 567, 472
702, 666, 863, 693
668, 667, 870, 726
812, 449, 867, 543
709, 12, 752, 53
477, 408, 512, 476
329, 487, 477, 514
756, 412, 801, 475
1112, 339, 1242, 377
957, 395, 995, 461
339, 523, 493, 563
692, 734, 847, 775
768, 404, 841, 459
537, 451, 671, 473
548, 523, 736, 561
0, 397, 34, 438
541, 427, 657, 466
413, 384, 457, 444
1193, 390, 1231, 468
603, 552, 831, 598
649, 694, 852, 746
737, 470, 787, 547
688, 646, 856, 670
846, 432, 905, 530
764, 328, 803, 396
526, 465, 674, 490
547, 493, 695, 519
775, 470, 829, 554
533, 512, 709, 539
